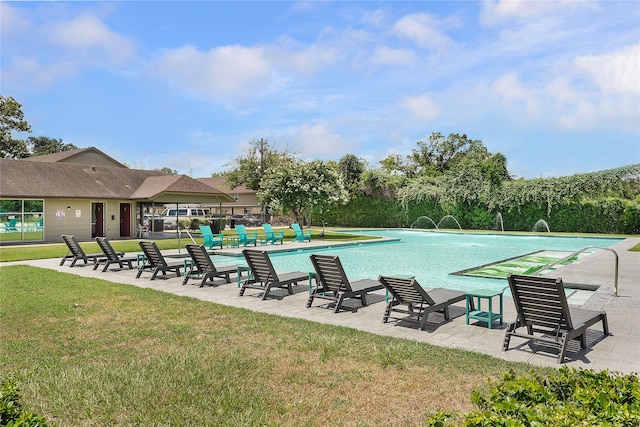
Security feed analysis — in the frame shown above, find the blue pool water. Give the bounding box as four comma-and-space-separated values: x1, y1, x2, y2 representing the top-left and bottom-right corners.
216, 230, 622, 292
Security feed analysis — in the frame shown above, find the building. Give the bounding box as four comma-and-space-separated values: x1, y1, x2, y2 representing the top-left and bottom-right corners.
198, 177, 261, 217
0, 147, 233, 243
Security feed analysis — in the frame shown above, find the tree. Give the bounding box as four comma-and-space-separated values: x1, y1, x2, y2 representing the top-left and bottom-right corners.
337, 154, 366, 194
407, 132, 489, 176
258, 159, 348, 224
155, 167, 178, 175
224, 138, 294, 190
0, 95, 31, 158
379, 154, 407, 176
27, 136, 77, 156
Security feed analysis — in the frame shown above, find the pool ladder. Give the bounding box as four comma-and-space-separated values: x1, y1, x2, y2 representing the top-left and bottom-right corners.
542, 246, 619, 297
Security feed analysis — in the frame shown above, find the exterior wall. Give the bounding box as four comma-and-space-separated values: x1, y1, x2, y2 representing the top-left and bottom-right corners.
61, 152, 125, 168
43, 198, 137, 243
44, 199, 94, 242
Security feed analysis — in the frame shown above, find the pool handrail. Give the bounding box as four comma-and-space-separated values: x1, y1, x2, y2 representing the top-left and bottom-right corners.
542, 246, 619, 297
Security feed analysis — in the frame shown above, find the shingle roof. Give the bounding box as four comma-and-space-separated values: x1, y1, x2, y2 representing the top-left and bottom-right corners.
22, 147, 125, 167
199, 177, 254, 194
0, 159, 233, 203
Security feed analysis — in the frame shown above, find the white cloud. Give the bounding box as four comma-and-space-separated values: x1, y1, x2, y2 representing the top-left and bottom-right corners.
400, 95, 440, 120
51, 13, 135, 62
289, 123, 354, 158
392, 13, 455, 52
0, 3, 30, 34
371, 46, 416, 66
154, 45, 273, 103
480, 0, 590, 26
573, 44, 640, 95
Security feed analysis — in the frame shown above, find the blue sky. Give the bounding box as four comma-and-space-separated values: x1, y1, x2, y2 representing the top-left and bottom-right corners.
2, 1, 639, 179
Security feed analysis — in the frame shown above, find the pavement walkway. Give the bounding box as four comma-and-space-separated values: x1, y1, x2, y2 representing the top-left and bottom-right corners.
3, 234, 639, 374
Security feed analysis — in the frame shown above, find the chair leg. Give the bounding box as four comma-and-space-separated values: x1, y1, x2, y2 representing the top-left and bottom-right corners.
601, 314, 610, 335
334, 294, 346, 313
502, 323, 516, 351
382, 302, 393, 323
557, 334, 569, 364
306, 294, 315, 308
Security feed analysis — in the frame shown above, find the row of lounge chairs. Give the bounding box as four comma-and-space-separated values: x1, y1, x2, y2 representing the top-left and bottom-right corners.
59, 235, 609, 364
199, 223, 311, 250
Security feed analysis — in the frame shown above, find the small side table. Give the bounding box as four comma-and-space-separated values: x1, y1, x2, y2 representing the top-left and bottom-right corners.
466, 288, 504, 329
237, 265, 251, 288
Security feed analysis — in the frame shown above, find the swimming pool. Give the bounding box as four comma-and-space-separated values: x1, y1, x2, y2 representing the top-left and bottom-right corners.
216, 230, 622, 293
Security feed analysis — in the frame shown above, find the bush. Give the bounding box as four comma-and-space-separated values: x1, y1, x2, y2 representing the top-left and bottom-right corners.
460, 367, 640, 426
0, 378, 51, 426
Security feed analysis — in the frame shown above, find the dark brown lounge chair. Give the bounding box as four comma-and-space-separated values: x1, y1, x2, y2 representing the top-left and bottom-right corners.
239, 249, 308, 300
308, 254, 383, 313
504, 274, 609, 364
136, 240, 183, 280
378, 275, 467, 330
183, 244, 237, 287
93, 237, 138, 272
60, 234, 106, 267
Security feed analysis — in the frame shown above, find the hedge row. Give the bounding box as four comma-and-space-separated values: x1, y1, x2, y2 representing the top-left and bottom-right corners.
319, 196, 640, 234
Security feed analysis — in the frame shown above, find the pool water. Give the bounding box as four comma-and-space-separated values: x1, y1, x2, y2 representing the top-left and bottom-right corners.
215, 229, 622, 295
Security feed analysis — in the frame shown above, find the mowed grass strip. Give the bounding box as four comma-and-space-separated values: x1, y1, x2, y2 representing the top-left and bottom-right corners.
0, 229, 374, 262
1, 265, 541, 426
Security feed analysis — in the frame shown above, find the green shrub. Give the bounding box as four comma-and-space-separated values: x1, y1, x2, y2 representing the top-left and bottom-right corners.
0, 378, 51, 426
461, 367, 640, 426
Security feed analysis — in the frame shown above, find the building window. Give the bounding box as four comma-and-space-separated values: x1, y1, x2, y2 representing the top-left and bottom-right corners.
0, 199, 44, 242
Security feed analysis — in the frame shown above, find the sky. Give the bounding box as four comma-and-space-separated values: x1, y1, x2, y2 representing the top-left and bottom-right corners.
2, 1, 639, 179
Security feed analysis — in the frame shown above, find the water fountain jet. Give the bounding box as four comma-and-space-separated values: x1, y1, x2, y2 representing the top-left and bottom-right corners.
410, 216, 439, 229
437, 215, 463, 230
533, 219, 550, 233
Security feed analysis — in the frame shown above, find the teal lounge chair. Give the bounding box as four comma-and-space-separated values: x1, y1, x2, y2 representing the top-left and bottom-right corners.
199, 225, 224, 249
291, 223, 311, 243
234, 224, 257, 247
262, 224, 284, 245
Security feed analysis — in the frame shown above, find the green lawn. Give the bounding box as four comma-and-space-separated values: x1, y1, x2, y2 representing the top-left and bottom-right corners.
2, 229, 636, 425
0, 228, 376, 263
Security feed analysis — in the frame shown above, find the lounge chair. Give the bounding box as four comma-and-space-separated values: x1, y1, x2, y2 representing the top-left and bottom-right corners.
378, 276, 467, 329
291, 223, 311, 243
5, 218, 18, 232
262, 224, 284, 245
239, 249, 308, 300
136, 240, 183, 280
503, 274, 609, 364
308, 254, 383, 313
183, 244, 237, 287
199, 225, 224, 250
60, 234, 106, 267
93, 237, 138, 272
234, 224, 258, 247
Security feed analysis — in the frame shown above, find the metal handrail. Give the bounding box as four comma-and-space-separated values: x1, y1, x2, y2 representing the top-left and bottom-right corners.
543, 246, 619, 296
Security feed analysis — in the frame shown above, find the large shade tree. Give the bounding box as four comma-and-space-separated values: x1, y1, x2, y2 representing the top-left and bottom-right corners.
259, 159, 349, 224
27, 136, 77, 156
224, 138, 295, 191
0, 95, 31, 158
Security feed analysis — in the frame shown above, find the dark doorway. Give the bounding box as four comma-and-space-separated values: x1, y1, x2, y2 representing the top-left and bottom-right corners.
93, 203, 104, 237
120, 203, 131, 237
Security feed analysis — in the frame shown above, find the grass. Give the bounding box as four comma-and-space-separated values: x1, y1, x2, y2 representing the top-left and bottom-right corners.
0, 265, 542, 426
2, 228, 632, 425
0, 228, 375, 262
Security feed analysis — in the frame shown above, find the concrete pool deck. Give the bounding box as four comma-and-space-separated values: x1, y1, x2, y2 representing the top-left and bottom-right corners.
3, 235, 639, 374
